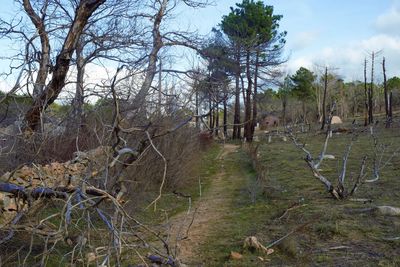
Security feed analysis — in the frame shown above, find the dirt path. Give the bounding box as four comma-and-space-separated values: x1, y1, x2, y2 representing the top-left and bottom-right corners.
169, 144, 240, 266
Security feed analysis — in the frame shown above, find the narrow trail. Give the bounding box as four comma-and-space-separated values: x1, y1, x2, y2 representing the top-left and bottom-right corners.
168, 144, 241, 266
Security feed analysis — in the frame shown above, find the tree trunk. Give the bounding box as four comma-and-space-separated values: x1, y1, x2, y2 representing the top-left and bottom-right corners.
209, 96, 213, 132
233, 48, 241, 139
282, 96, 287, 126
241, 75, 246, 106
130, 0, 167, 112
23, 0, 50, 98
223, 94, 227, 137
368, 52, 374, 124
24, 0, 106, 131
195, 83, 200, 129
158, 58, 162, 116
389, 91, 393, 122
383, 57, 389, 127
244, 49, 252, 142
321, 66, 328, 130
72, 37, 85, 129
316, 84, 321, 122
251, 50, 259, 137
215, 103, 219, 137
364, 58, 368, 126
339, 82, 345, 118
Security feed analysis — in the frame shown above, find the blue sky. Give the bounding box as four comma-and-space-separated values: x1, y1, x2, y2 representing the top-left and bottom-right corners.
1, 0, 400, 89
177, 0, 400, 81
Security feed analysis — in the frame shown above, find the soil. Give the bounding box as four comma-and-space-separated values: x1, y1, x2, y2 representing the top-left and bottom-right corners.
169, 144, 240, 266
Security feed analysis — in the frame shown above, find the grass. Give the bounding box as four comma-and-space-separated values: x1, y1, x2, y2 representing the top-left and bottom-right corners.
135, 143, 222, 224
194, 148, 268, 267
195, 124, 400, 266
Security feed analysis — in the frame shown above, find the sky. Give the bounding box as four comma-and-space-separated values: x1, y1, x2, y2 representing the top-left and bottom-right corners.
176, 0, 400, 81
1, 0, 400, 90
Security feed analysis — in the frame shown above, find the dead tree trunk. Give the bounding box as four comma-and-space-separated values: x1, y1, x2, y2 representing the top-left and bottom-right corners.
382, 57, 390, 128
130, 0, 168, 112
72, 36, 85, 128
24, 0, 106, 131
321, 66, 328, 130
23, 0, 50, 98
389, 91, 393, 122
368, 52, 375, 124
195, 85, 200, 129
157, 58, 162, 116
364, 58, 369, 126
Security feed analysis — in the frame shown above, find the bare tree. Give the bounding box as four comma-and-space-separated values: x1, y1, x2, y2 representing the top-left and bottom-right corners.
368, 51, 375, 124
382, 57, 392, 128
24, 0, 106, 131
22, 0, 51, 98
320, 66, 328, 130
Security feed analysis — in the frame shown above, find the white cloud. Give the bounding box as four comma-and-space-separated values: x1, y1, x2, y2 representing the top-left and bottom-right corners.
284, 57, 313, 74
375, 6, 400, 35
286, 34, 400, 81
0, 79, 13, 93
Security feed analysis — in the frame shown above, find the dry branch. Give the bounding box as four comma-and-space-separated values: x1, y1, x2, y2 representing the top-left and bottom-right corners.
287, 109, 369, 199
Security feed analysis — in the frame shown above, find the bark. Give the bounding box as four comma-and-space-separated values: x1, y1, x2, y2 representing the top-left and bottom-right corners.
232, 47, 241, 139
195, 81, 200, 129
389, 91, 393, 121
339, 83, 345, 118
383, 57, 390, 127
368, 52, 374, 124
241, 75, 246, 109
282, 96, 287, 126
23, 0, 50, 98
364, 58, 368, 126
251, 50, 259, 137
73, 37, 85, 127
244, 49, 252, 142
321, 67, 328, 130
208, 95, 213, 131
223, 94, 227, 137
215, 102, 219, 136
130, 0, 168, 112
24, 0, 106, 131
158, 58, 162, 116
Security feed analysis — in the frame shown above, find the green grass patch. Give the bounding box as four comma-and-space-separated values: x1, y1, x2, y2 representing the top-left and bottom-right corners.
196, 126, 400, 266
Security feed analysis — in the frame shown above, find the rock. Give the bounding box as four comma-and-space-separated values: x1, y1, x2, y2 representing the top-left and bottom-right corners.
331, 116, 343, 124
243, 236, 274, 255
86, 252, 96, 263
376, 206, 400, 216
323, 154, 335, 160
0, 145, 113, 213
230, 251, 243, 260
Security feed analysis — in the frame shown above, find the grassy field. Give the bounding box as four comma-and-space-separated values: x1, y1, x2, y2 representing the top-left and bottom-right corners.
195, 125, 400, 266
